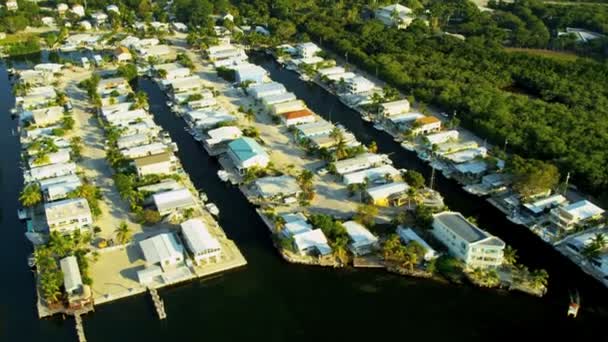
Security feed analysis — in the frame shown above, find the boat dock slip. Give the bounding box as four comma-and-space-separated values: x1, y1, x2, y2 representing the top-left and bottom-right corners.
149, 287, 167, 320
74, 313, 86, 342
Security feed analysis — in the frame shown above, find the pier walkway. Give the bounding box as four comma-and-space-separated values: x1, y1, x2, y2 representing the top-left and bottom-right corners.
74, 313, 86, 342
148, 287, 167, 320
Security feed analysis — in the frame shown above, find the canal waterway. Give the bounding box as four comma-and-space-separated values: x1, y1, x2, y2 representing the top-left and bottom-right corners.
0, 55, 606, 341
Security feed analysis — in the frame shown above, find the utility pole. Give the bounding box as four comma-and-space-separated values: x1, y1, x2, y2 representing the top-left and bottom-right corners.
429, 152, 436, 190
345, 52, 349, 65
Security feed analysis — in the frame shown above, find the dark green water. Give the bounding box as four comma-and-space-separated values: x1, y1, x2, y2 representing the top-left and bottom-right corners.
1, 54, 606, 341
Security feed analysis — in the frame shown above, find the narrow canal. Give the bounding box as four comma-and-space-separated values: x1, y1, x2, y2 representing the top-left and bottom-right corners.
0, 57, 605, 341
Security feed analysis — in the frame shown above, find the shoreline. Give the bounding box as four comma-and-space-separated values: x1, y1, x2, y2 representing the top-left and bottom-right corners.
158, 44, 547, 297
268, 47, 607, 290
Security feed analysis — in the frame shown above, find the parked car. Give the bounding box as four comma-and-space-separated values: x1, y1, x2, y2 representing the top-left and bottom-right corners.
64, 101, 73, 112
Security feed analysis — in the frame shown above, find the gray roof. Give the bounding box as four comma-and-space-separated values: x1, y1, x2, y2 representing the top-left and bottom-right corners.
434, 212, 488, 243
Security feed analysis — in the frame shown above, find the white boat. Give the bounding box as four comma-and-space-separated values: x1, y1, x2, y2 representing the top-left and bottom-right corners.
361, 115, 372, 122
205, 203, 220, 216
166, 101, 173, 107
217, 170, 230, 182
28, 254, 36, 268
17, 208, 28, 220
373, 123, 384, 131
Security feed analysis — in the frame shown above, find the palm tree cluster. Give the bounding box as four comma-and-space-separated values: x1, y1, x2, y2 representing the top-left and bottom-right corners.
468, 267, 500, 287
581, 233, 607, 260
329, 127, 349, 160
382, 234, 425, 272
354, 204, 378, 227
35, 231, 93, 304
296, 169, 315, 205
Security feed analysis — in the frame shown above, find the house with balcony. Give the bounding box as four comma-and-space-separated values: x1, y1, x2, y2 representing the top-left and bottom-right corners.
550, 200, 605, 232
45, 198, 93, 234
431, 211, 505, 269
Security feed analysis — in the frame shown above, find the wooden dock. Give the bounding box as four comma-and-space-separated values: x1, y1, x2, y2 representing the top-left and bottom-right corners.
74, 313, 86, 342
148, 287, 167, 319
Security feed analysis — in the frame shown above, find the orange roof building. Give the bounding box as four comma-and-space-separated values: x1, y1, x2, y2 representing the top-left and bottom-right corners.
415, 116, 441, 125
281, 109, 316, 126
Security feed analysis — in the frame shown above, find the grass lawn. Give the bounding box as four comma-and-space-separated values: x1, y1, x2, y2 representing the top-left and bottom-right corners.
504, 47, 581, 62
0, 32, 37, 46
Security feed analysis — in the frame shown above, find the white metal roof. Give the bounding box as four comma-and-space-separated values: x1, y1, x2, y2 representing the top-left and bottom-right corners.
45, 198, 91, 223
343, 221, 378, 245
180, 219, 221, 254
425, 130, 459, 145
284, 220, 313, 237
365, 182, 409, 200
342, 165, 400, 185
560, 200, 605, 221
293, 229, 332, 255
254, 175, 300, 198
524, 194, 567, 214
139, 233, 184, 264
443, 147, 487, 164
334, 153, 384, 175
60, 256, 82, 293
152, 188, 195, 213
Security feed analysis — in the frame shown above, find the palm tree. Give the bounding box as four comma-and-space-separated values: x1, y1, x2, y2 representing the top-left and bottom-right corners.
330, 237, 350, 265
592, 233, 607, 249
406, 187, 417, 209
114, 221, 132, 245
530, 269, 549, 290
274, 215, 286, 233
133, 90, 148, 109
19, 183, 42, 207
503, 246, 518, 266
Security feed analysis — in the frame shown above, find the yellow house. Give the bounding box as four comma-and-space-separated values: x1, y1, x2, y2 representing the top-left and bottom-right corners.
365, 182, 409, 207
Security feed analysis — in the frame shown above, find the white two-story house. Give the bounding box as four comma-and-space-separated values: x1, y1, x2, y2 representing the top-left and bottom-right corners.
431, 211, 505, 269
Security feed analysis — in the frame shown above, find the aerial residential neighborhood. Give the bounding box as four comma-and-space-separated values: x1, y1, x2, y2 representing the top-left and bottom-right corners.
1, 0, 607, 341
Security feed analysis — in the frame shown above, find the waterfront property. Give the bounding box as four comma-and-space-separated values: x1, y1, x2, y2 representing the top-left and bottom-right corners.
364, 182, 409, 207
550, 200, 605, 232
138, 233, 186, 284
432, 211, 505, 269
281, 109, 316, 126
411, 116, 441, 136
293, 229, 333, 256
380, 99, 410, 117
226, 137, 270, 174
253, 175, 301, 203
397, 227, 438, 261
60, 256, 93, 309
296, 42, 321, 58
39, 175, 82, 202
152, 188, 197, 217
45, 198, 93, 234
133, 152, 177, 177
25, 162, 77, 183
333, 153, 386, 175
180, 219, 222, 265
343, 221, 379, 256
342, 164, 400, 185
